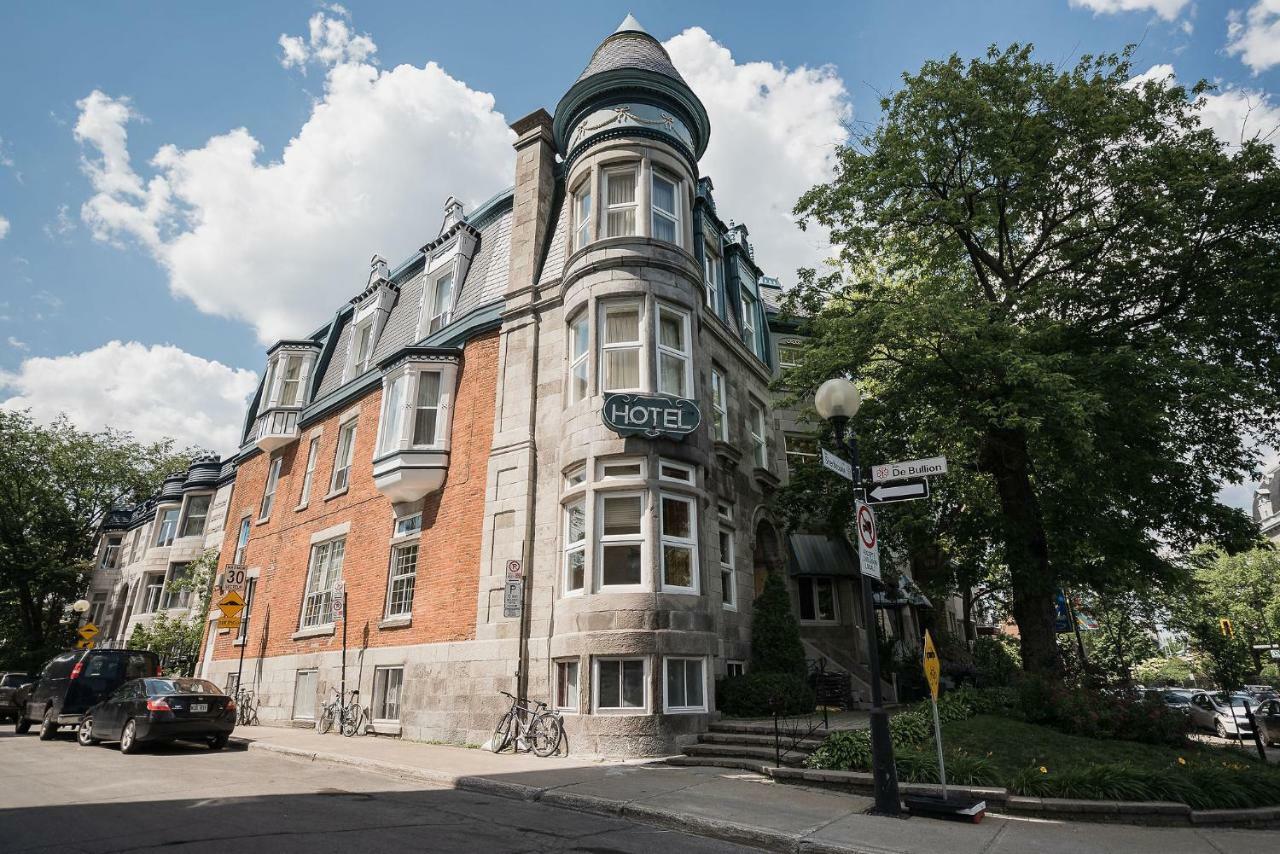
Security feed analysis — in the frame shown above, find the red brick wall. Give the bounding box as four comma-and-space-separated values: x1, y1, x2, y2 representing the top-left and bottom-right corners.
207, 331, 499, 662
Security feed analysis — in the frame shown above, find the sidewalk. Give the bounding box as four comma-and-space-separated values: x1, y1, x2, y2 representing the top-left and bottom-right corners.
231, 725, 1278, 853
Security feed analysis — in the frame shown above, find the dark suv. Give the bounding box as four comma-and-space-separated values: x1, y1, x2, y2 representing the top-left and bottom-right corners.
15, 649, 160, 739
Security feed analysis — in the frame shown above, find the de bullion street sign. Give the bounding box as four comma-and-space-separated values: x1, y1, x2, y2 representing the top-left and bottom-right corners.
865, 478, 929, 505
602, 393, 700, 440
871, 456, 948, 483
820, 448, 854, 481
854, 500, 881, 580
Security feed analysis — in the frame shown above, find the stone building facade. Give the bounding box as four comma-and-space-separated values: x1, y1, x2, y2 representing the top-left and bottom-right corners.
192, 17, 904, 756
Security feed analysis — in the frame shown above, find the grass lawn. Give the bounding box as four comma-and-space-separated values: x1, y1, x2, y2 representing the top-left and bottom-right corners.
938, 714, 1261, 777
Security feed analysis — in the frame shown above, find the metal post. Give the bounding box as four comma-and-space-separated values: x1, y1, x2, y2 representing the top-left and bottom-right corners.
234, 611, 249, 694
1064, 592, 1088, 673
931, 696, 947, 800
838, 422, 901, 816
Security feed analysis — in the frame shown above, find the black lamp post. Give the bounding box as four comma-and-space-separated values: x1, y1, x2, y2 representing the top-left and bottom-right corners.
815, 377, 901, 816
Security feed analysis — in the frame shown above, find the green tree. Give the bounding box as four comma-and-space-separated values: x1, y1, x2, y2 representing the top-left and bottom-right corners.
788, 44, 1280, 675
1075, 592, 1160, 684
1188, 548, 1280, 671
126, 549, 219, 676
0, 410, 198, 670
749, 571, 807, 674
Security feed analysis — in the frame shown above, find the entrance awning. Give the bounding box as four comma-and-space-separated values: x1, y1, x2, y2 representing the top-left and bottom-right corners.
786, 534, 860, 578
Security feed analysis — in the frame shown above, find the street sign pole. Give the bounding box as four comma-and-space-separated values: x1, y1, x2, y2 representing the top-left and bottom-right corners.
923, 631, 946, 800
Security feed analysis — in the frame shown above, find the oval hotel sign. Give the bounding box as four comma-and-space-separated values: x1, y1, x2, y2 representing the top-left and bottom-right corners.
602, 393, 701, 440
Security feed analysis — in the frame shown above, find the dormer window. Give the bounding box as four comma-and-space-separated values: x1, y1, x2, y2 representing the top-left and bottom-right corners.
427, 272, 454, 335
372, 353, 460, 503
604, 167, 638, 237
279, 355, 304, 406
352, 323, 375, 375
704, 236, 723, 313
255, 343, 319, 451
651, 171, 680, 245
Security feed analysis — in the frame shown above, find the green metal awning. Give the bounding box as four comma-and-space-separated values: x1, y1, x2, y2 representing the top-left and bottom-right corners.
786, 534, 860, 578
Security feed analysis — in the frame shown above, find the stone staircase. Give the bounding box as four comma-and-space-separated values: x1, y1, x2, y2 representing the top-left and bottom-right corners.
669, 720, 831, 770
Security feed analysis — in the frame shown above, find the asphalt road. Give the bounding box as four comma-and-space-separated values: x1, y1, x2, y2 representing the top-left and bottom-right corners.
0, 728, 757, 854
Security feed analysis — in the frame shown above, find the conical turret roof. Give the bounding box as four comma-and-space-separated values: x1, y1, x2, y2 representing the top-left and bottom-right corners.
574, 16, 686, 86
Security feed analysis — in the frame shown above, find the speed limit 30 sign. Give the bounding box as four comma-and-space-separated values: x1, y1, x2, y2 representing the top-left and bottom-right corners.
855, 500, 881, 580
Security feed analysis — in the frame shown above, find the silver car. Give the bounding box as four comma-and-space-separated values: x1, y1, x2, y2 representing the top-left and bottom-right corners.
1188, 691, 1256, 739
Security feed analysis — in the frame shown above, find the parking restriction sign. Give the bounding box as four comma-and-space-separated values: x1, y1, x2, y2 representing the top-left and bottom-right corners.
855, 500, 881, 580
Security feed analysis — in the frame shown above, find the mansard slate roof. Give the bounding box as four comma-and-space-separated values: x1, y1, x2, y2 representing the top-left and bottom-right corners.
102, 453, 234, 534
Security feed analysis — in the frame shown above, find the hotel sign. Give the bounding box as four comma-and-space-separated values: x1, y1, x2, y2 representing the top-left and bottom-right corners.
602, 393, 701, 440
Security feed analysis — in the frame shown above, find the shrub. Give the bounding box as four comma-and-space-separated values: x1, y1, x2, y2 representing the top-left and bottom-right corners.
717, 671, 816, 718
889, 709, 931, 746
973, 635, 1020, 687
749, 572, 807, 675
945, 752, 1002, 786
806, 729, 871, 771
894, 748, 940, 782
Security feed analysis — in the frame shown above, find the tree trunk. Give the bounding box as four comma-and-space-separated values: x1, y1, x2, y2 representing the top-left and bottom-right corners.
979, 426, 1062, 676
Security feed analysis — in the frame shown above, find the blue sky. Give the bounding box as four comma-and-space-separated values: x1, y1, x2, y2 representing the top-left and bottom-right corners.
0, 1, 1277, 500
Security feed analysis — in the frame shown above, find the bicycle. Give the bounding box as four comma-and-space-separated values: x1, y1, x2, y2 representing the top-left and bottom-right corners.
340, 692, 369, 738
234, 688, 260, 726
318, 687, 369, 736
491, 690, 563, 757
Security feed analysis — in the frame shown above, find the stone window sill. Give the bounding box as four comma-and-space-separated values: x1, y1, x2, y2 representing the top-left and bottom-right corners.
370, 722, 401, 736
292, 624, 335, 640
323, 487, 348, 503
379, 616, 412, 630
294, 502, 309, 513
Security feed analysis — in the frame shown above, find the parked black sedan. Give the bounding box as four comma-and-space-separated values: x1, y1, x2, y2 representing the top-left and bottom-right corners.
77, 677, 235, 753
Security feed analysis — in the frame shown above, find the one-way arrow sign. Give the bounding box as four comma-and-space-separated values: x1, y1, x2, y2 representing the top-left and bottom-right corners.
865, 478, 929, 505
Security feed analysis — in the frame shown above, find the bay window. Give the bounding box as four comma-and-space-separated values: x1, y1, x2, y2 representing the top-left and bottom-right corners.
711, 368, 729, 441
604, 167, 638, 237
659, 493, 697, 592
573, 184, 592, 251
564, 499, 586, 595
179, 494, 210, 538
155, 507, 179, 547
412, 372, 441, 446
651, 171, 680, 245
656, 305, 691, 397
663, 657, 706, 713
595, 657, 645, 711
598, 493, 644, 588
601, 303, 642, 392
280, 355, 305, 405
330, 421, 356, 493
568, 311, 589, 403
377, 374, 408, 457
301, 537, 345, 628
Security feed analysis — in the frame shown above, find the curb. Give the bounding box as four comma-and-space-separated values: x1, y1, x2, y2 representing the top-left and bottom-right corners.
233, 736, 872, 853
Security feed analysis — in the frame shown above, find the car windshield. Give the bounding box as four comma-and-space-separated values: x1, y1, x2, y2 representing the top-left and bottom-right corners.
145, 678, 221, 696
1210, 692, 1251, 708
2, 674, 32, 688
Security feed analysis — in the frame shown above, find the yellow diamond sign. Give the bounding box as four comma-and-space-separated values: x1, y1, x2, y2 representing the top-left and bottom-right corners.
217, 591, 246, 620
922, 629, 941, 701
78, 623, 99, 642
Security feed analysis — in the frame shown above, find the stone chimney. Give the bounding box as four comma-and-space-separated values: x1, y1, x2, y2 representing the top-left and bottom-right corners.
440, 196, 464, 234
506, 109, 556, 298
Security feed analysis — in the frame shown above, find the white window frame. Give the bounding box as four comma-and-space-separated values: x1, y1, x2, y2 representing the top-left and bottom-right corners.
663, 657, 707, 713
719, 527, 737, 610
658, 459, 694, 484
427, 271, 455, 335
298, 436, 320, 508
655, 303, 692, 398
154, 507, 180, 547
372, 666, 404, 722
597, 457, 646, 481
650, 170, 681, 246
410, 370, 443, 448
300, 537, 345, 629
259, 457, 283, 520
593, 656, 647, 713
563, 498, 586, 596
777, 342, 804, 369
568, 310, 590, 404
292, 669, 318, 720
394, 513, 423, 537
596, 491, 646, 591
704, 237, 723, 312
160, 562, 192, 610
563, 463, 587, 489
741, 291, 759, 357
279, 354, 305, 405
141, 574, 164, 613
179, 494, 211, 538
233, 517, 251, 564
352, 323, 375, 376
555, 659, 579, 713
726, 660, 746, 678
573, 182, 592, 251
798, 576, 839, 624
748, 399, 768, 469
710, 368, 729, 442
659, 492, 698, 594
603, 166, 639, 238
377, 373, 409, 458
330, 420, 357, 494
599, 301, 643, 393
384, 542, 418, 619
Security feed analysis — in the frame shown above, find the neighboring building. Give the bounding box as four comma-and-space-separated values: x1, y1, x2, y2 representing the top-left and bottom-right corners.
197, 17, 918, 756
1252, 461, 1280, 544
87, 454, 236, 656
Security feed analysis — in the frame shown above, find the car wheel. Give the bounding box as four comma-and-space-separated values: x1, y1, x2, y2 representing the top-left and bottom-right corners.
77, 717, 100, 746
208, 734, 229, 751
38, 710, 58, 741
120, 720, 140, 754
14, 709, 31, 735
1215, 720, 1228, 739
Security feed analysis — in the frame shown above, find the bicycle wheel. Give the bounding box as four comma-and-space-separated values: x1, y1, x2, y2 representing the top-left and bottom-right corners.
341, 707, 366, 737
490, 711, 513, 753
530, 713, 563, 758
317, 704, 335, 734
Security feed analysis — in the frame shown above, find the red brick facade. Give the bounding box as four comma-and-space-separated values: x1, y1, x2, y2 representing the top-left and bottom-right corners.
208, 331, 499, 663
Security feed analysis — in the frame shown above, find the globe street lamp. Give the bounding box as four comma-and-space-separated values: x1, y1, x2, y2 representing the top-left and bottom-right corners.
815, 378, 901, 816
71, 599, 90, 616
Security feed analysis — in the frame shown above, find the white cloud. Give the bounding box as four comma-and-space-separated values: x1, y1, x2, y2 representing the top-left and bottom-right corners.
1069, 0, 1191, 20
1227, 1, 1280, 74
665, 27, 852, 283
278, 11, 376, 71
7, 336, 27, 351
1130, 64, 1280, 150
0, 215, 9, 240
74, 11, 514, 344
43, 204, 75, 241
0, 341, 258, 454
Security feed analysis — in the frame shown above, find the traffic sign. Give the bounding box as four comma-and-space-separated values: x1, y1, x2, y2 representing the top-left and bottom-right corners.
854, 500, 881, 580
331, 589, 345, 619
217, 591, 246, 620
78, 622, 99, 642
922, 630, 941, 700
865, 478, 929, 505
503, 579, 523, 618
75, 640, 95, 650
221, 565, 247, 593
871, 456, 947, 483
505, 559, 523, 581
821, 448, 854, 482
216, 615, 241, 630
